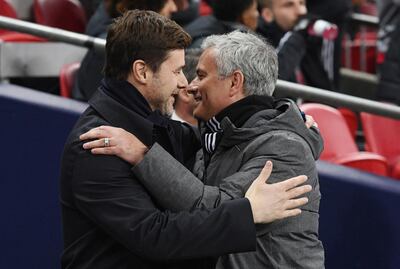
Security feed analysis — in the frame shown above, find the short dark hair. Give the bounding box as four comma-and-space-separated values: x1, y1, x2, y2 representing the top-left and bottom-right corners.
107, 0, 168, 18
212, 0, 255, 22
104, 10, 192, 80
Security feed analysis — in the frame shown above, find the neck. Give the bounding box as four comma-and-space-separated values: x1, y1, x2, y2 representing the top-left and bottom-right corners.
126, 76, 156, 111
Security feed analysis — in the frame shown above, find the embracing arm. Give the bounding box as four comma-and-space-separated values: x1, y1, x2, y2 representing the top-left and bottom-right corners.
70, 152, 256, 261
79, 126, 311, 219
132, 143, 227, 210
133, 137, 313, 212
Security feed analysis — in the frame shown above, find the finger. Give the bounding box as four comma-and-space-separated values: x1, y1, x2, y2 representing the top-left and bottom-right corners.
91, 146, 118, 155
82, 138, 112, 150
285, 197, 309, 210
256, 161, 273, 184
280, 209, 302, 219
278, 175, 308, 191
305, 115, 314, 128
80, 126, 109, 140
286, 184, 312, 199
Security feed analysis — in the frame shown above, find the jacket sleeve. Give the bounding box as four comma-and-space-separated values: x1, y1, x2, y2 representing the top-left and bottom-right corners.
132, 143, 228, 210
71, 152, 256, 261
133, 131, 321, 213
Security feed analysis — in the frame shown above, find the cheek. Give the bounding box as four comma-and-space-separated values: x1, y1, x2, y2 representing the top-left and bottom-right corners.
251, 13, 258, 28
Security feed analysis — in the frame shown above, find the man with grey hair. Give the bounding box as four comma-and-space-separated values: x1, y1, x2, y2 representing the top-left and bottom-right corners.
81, 31, 325, 268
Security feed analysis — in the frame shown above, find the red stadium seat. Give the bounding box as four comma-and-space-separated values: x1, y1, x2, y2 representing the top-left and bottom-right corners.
33, 0, 87, 33
0, 32, 46, 42
59, 62, 80, 98
301, 103, 388, 176
360, 112, 400, 180
338, 107, 358, 138
0, 0, 18, 35
342, 31, 377, 74
359, 2, 378, 16
0, 0, 17, 18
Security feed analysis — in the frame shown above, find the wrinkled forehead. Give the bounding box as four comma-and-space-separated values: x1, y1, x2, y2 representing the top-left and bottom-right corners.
197, 48, 217, 70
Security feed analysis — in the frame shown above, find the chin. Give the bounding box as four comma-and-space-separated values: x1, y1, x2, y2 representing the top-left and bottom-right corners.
162, 109, 173, 118
193, 111, 207, 122
161, 105, 174, 118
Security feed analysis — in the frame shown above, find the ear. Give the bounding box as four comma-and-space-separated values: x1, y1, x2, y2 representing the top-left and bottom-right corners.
132, 60, 148, 85
261, 8, 274, 23
229, 70, 245, 98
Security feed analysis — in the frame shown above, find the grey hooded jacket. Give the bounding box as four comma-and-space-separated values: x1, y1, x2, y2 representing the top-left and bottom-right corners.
133, 99, 325, 269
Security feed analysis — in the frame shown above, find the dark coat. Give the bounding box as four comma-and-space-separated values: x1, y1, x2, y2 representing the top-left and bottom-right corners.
185, 15, 248, 48
377, 20, 400, 104
60, 78, 256, 268
131, 98, 325, 268
257, 19, 333, 91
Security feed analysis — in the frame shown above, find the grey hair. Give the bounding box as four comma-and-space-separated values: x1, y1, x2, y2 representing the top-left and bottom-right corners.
201, 31, 278, 96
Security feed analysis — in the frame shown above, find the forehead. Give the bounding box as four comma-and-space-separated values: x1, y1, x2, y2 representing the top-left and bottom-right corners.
163, 49, 185, 66
273, 0, 306, 6
197, 48, 217, 70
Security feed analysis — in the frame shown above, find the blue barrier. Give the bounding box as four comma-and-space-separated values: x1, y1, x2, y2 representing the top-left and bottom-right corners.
1, 84, 399, 268
0, 84, 86, 269
318, 161, 400, 269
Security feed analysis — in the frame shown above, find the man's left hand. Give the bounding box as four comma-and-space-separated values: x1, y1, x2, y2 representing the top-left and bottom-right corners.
80, 126, 148, 165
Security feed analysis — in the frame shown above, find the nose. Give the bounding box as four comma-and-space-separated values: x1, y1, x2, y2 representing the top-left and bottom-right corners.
170, 0, 178, 13
296, 3, 307, 16
177, 72, 188, 90
187, 77, 200, 95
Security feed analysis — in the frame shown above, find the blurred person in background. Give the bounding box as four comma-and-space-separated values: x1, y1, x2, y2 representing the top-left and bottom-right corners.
257, 0, 339, 91
185, 0, 259, 48
73, 0, 178, 101
79, 0, 103, 19
171, 0, 200, 26
376, 0, 400, 105
171, 48, 203, 126
306, 0, 351, 89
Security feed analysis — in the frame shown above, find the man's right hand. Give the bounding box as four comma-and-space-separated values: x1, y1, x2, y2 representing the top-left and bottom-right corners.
245, 161, 311, 224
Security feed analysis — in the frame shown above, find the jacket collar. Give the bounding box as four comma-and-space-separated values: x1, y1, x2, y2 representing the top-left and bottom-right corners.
256, 18, 286, 48
88, 79, 154, 147
215, 99, 323, 160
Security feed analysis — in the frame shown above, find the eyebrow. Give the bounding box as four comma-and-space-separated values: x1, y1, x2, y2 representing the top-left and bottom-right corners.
196, 67, 206, 75
175, 65, 185, 71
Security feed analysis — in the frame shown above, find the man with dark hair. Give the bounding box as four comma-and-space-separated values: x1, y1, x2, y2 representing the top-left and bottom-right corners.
72, 0, 178, 101
171, 48, 202, 126
61, 10, 312, 269
257, 0, 337, 91
184, 0, 259, 48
